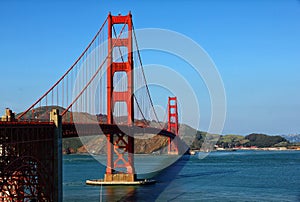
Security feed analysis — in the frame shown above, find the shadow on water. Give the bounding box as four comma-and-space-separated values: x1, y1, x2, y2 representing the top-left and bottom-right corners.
113, 155, 191, 201
107, 155, 241, 201
63, 154, 190, 201
175, 169, 238, 179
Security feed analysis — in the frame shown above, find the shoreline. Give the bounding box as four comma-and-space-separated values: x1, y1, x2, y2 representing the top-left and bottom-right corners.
63, 148, 300, 156
216, 147, 300, 151
189, 147, 300, 155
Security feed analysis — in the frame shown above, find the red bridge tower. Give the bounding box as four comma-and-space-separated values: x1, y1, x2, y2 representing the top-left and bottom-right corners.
105, 12, 135, 182
167, 97, 179, 154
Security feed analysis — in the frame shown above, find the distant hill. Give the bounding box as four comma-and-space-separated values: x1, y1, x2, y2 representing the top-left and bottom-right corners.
214, 133, 289, 149
245, 133, 288, 148
17, 106, 67, 121
282, 134, 300, 143
63, 130, 296, 153
66, 123, 198, 154
16, 106, 298, 153
16, 105, 98, 123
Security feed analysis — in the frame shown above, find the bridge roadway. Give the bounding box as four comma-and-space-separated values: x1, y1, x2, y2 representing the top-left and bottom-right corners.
62, 122, 176, 139
0, 121, 176, 139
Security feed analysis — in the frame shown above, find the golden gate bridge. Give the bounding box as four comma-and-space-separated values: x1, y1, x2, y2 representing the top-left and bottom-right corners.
0, 12, 187, 201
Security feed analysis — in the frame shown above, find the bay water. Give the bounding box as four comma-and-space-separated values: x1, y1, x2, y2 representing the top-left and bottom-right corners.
63, 150, 300, 201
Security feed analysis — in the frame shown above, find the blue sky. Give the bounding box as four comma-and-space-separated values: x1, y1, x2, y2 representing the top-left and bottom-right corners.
0, 0, 299, 135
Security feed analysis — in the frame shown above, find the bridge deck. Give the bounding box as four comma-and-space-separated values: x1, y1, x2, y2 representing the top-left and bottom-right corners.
62, 122, 176, 138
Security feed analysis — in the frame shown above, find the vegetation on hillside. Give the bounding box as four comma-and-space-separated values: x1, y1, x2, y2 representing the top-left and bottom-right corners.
244, 133, 288, 148
217, 134, 249, 148
190, 131, 207, 150
191, 133, 291, 150
63, 131, 293, 153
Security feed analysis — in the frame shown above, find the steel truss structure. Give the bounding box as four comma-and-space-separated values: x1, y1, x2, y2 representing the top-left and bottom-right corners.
0, 122, 56, 201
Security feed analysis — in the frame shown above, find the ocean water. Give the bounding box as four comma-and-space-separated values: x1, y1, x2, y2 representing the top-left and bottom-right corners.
63, 151, 300, 201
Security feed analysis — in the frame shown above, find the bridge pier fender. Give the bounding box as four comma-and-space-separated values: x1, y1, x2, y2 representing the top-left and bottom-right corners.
104, 173, 135, 182
50, 109, 63, 202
